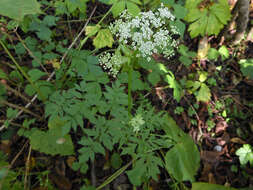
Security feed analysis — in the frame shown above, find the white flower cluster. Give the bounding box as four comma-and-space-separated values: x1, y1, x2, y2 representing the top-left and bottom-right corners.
98, 52, 125, 77
99, 4, 179, 77
109, 3, 179, 61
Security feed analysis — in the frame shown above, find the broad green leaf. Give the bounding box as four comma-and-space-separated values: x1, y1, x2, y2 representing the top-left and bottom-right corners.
27, 119, 74, 156
211, 0, 231, 25
198, 71, 208, 82
148, 71, 160, 85
111, 152, 123, 169
0, 0, 41, 21
185, 0, 231, 38
196, 83, 211, 102
236, 144, 253, 166
111, 1, 125, 17
208, 48, 220, 60
174, 19, 186, 37
218, 45, 229, 61
165, 134, 200, 182
42, 15, 58, 27
127, 159, 146, 186
173, 4, 187, 19
126, 2, 140, 16
206, 11, 223, 36
192, 182, 237, 190
36, 25, 52, 41
239, 59, 253, 79
188, 11, 208, 38
93, 29, 114, 49
28, 69, 47, 82
7, 108, 18, 119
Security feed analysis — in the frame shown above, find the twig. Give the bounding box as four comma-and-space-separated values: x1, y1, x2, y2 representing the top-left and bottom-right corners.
24, 145, 32, 190
0, 5, 97, 131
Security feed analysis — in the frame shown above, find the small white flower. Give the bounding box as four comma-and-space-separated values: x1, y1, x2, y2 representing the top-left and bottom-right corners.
108, 3, 179, 64
99, 53, 125, 77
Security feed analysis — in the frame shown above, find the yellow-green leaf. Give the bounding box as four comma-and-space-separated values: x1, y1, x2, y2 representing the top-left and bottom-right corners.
93, 29, 114, 49
196, 83, 211, 102
85, 25, 101, 36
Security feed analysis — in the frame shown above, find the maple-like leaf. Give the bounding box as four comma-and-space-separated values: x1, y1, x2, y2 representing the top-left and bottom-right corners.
185, 0, 231, 38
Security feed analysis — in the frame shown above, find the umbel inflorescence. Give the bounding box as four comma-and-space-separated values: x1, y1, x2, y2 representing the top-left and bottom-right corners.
99, 4, 180, 77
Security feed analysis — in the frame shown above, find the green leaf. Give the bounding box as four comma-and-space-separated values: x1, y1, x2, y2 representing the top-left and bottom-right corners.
27, 118, 74, 156
165, 134, 200, 182
126, 2, 141, 16
196, 83, 211, 102
158, 64, 182, 102
42, 15, 58, 27
36, 25, 52, 41
93, 29, 114, 49
192, 182, 237, 190
208, 48, 220, 60
239, 59, 253, 79
173, 4, 187, 19
198, 71, 208, 82
185, 0, 231, 38
173, 19, 186, 37
28, 69, 47, 82
127, 159, 146, 186
7, 108, 18, 119
0, 0, 41, 21
0, 69, 8, 79
85, 25, 100, 36
218, 45, 229, 61
111, 153, 123, 169
111, 1, 125, 17
148, 71, 160, 86
236, 144, 253, 166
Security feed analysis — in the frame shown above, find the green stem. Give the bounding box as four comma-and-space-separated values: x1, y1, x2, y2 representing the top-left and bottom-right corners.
128, 62, 133, 118
96, 161, 132, 190
97, 6, 113, 25
0, 39, 46, 102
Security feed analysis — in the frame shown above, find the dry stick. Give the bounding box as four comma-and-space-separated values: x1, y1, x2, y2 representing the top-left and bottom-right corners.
24, 145, 32, 190
0, 5, 97, 131
9, 141, 29, 169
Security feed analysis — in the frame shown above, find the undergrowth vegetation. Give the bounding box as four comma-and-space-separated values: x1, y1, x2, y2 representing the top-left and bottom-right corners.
0, 0, 253, 190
